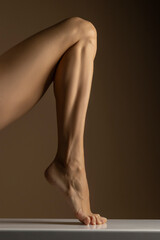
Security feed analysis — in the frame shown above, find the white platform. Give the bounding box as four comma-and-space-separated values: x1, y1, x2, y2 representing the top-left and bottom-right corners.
0, 218, 160, 240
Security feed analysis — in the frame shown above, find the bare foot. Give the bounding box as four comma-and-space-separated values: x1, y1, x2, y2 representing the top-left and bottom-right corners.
44, 156, 107, 225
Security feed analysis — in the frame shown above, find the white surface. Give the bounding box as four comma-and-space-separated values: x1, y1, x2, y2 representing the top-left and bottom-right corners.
0, 218, 160, 232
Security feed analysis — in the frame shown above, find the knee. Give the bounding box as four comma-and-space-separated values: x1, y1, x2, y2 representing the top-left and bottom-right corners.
67, 17, 97, 56
67, 17, 97, 40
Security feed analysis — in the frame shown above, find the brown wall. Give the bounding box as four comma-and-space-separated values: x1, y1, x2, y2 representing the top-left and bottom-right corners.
0, 0, 159, 219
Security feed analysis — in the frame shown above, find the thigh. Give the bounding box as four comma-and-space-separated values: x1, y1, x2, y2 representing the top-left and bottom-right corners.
0, 17, 80, 130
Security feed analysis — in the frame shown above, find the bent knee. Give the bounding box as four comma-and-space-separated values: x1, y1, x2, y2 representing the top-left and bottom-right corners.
67, 16, 97, 40
68, 17, 97, 58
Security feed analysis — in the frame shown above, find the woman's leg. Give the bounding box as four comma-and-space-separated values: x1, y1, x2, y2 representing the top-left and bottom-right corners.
44, 34, 107, 225
0, 16, 107, 225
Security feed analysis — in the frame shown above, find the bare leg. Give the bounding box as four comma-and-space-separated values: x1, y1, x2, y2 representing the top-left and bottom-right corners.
0, 17, 82, 130
44, 36, 107, 225
0, 17, 107, 225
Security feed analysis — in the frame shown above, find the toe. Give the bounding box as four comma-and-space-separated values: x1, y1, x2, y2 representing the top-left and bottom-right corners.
94, 215, 101, 225
84, 216, 90, 225
75, 209, 89, 225
100, 217, 107, 223
90, 215, 96, 225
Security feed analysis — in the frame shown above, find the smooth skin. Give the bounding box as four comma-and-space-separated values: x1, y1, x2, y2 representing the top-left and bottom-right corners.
0, 17, 107, 225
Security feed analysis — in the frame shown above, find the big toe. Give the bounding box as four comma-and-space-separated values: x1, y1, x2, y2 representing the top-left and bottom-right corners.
75, 209, 90, 225
84, 216, 90, 225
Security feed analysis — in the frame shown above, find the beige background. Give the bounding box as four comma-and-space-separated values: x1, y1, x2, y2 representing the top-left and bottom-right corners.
0, 0, 159, 219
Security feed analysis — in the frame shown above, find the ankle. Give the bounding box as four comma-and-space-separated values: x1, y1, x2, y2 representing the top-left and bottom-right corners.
54, 153, 85, 173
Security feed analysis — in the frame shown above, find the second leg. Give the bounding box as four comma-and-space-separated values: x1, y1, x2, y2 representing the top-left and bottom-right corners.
44, 32, 107, 225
